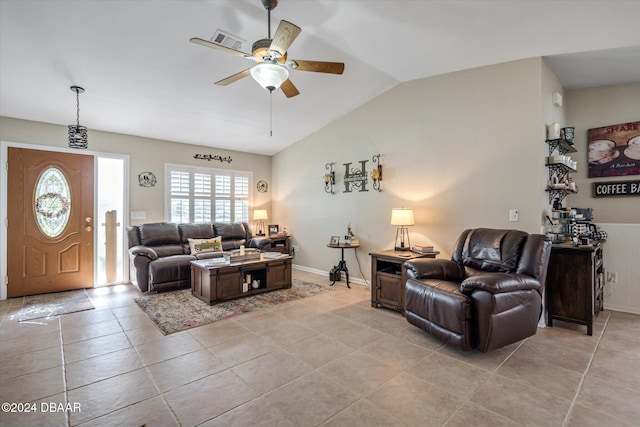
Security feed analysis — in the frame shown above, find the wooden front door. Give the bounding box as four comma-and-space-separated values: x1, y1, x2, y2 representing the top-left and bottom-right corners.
7, 147, 94, 297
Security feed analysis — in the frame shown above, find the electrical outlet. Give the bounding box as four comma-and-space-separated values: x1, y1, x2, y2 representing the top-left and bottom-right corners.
509, 209, 519, 222
292, 245, 299, 253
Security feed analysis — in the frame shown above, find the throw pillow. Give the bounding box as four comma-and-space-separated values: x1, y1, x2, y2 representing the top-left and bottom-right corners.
188, 237, 222, 254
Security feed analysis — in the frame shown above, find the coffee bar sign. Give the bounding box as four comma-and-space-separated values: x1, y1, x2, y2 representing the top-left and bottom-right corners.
592, 180, 640, 197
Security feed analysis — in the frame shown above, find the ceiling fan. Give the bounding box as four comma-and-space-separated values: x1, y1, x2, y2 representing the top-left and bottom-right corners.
190, 0, 344, 98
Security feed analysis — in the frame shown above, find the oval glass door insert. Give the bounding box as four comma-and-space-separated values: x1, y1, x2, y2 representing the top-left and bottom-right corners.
35, 167, 71, 238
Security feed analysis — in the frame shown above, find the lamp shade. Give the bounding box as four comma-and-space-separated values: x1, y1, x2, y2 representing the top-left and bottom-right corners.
390, 208, 415, 226
253, 209, 268, 220
250, 63, 289, 91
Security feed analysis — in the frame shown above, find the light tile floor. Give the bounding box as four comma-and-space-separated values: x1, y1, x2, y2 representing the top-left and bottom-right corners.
0, 270, 638, 426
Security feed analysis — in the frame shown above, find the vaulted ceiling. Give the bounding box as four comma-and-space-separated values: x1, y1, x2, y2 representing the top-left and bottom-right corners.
1, 0, 639, 155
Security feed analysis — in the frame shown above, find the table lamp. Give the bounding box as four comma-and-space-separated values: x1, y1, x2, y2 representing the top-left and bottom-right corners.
391, 208, 414, 251
254, 209, 268, 236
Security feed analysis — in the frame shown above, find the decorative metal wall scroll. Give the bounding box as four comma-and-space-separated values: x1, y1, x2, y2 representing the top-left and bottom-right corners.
371, 153, 382, 191
324, 162, 335, 194
194, 153, 233, 163
343, 160, 369, 193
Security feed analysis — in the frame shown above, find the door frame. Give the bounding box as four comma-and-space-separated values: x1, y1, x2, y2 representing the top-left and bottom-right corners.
1, 140, 130, 300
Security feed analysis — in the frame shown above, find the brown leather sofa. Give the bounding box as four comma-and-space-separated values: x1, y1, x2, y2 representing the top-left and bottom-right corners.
127, 222, 272, 293
404, 228, 551, 352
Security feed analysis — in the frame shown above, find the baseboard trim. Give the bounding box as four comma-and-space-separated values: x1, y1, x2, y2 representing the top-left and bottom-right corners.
292, 263, 369, 287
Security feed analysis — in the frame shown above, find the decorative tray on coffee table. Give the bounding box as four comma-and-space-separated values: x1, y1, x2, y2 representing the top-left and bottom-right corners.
228, 253, 261, 263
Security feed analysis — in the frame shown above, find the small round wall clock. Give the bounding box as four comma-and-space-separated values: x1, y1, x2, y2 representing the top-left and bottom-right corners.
138, 171, 157, 187
257, 180, 268, 192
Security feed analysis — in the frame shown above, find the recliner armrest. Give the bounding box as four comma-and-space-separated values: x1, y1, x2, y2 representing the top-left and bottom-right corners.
404, 258, 465, 281
129, 245, 158, 260
247, 237, 272, 251
461, 273, 541, 294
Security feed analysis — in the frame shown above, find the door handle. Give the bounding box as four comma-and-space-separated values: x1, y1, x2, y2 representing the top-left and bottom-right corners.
85, 226, 92, 232
85, 217, 92, 223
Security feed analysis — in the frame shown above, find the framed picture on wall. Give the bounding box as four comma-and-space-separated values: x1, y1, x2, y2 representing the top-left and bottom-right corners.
588, 121, 640, 178
268, 225, 279, 235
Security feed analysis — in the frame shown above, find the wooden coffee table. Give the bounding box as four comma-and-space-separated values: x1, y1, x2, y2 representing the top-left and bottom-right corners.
190, 255, 292, 305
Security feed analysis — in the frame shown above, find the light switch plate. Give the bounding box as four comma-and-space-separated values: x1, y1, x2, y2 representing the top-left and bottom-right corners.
509, 209, 519, 222
131, 210, 147, 220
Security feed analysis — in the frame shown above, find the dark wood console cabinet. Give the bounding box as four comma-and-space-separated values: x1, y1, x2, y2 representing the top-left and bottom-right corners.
546, 242, 604, 335
370, 250, 438, 312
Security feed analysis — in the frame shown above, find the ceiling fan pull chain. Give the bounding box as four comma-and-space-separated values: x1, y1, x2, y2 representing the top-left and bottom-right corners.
269, 90, 273, 137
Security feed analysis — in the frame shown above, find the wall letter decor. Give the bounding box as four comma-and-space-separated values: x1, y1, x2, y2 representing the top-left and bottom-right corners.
343, 160, 369, 193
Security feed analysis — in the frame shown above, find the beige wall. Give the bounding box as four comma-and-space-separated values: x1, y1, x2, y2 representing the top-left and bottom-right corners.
273, 58, 550, 278
564, 83, 640, 223
0, 117, 272, 225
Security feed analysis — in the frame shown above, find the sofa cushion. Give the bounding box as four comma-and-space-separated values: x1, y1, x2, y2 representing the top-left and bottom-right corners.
179, 223, 214, 242
139, 223, 181, 246
214, 222, 247, 240
214, 222, 248, 251
188, 237, 223, 254
153, 245, 185, 258
148, 255, 194, 287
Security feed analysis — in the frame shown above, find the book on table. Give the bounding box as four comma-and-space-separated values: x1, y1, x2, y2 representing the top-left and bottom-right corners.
411, 245, 434, 254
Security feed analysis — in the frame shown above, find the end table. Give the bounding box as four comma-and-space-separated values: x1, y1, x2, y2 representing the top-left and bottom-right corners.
370, 249, 439, 312
327, 243, 359, 288
269, 235, 290, 254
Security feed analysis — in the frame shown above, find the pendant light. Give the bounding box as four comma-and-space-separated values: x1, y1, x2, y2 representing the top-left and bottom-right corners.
68, 86, 88, 149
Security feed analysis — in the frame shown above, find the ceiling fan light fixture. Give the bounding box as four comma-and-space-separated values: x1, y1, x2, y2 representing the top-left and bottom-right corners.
250, 63, 289, 91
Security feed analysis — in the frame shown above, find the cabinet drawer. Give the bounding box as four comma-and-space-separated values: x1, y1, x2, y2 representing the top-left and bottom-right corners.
377, 271, 401, 281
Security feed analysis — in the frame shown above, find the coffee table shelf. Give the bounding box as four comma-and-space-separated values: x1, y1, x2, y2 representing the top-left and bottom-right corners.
190, 255, 292, 305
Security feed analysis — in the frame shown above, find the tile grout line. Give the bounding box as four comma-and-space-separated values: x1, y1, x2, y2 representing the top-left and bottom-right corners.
58, 316, 72, 427
562, 313, 610, 427
440, 338, 527, 426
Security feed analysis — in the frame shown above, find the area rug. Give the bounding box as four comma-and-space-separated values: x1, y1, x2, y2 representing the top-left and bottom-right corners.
19, 289, 95, 322
135, 279, 332, 335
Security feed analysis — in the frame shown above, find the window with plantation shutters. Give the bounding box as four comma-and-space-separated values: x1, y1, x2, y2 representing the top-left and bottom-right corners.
165, 164, 251, 223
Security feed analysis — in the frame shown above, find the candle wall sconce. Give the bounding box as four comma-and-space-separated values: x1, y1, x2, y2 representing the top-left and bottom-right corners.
324, 162, 335, 194
371, 154, 383, 191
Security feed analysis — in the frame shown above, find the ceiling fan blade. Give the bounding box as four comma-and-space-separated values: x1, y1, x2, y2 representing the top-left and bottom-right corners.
280, 79, 300, 98
269, 20, 301, 57
215, 69, 251, 86
291, 59, 344, 75
190, 37, 252, 59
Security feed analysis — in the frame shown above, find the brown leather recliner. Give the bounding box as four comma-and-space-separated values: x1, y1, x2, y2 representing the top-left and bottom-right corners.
404, 228, 551, 352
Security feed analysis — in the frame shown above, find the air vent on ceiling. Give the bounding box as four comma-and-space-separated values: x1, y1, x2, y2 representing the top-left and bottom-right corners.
210, 29, 245, 51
